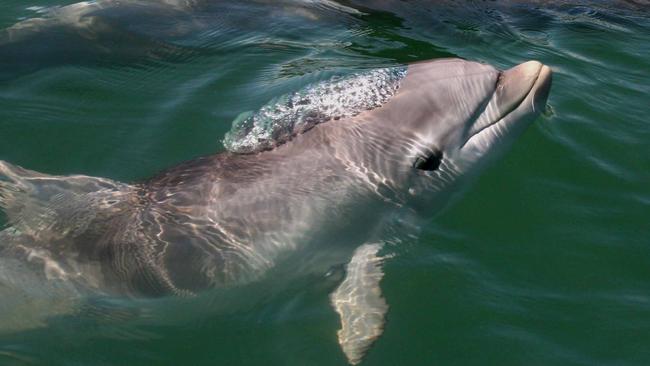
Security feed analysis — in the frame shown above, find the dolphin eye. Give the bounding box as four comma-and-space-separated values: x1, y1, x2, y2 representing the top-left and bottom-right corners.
413, 150, 443, 171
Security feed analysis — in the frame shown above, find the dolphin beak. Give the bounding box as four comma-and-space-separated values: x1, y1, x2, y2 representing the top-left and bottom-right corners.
469, 61, 552, 137
464, 61, 552, 147
531, 63, 553, 113
495, 60, 552, 117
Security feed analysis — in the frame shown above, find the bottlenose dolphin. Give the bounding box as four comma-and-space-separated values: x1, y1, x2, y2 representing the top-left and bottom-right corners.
0, 58, 551, 364
0, 0, 360, 80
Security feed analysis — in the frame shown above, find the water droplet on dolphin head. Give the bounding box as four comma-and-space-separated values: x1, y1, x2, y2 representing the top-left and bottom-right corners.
223, 66, 407, 154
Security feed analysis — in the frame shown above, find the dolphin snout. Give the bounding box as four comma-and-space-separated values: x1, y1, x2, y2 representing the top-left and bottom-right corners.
464, 60, 553, 146
531, 64, 553, 112
496, 61, 538, 114
496, 60, 552, 116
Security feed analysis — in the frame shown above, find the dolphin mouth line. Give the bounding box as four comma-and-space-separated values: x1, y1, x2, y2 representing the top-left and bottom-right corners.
462, 64, 549, 149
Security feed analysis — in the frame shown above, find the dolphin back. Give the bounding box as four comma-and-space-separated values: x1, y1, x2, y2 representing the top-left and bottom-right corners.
0, 161, 152, 294
0, 160, 133, 241
0, 159, 258, 297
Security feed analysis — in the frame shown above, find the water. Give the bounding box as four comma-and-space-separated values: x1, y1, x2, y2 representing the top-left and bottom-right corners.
0, 0, 649, 364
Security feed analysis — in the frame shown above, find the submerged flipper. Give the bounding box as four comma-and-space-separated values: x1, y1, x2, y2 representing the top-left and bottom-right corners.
330, 243, 389, 365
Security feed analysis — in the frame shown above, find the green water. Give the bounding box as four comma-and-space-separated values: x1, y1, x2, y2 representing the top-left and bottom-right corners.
1, 1, 649, 365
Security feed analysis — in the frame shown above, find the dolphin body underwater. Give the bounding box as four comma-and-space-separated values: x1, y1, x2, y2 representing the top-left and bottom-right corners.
0, 0, 362, 80
0, 58, 551, 364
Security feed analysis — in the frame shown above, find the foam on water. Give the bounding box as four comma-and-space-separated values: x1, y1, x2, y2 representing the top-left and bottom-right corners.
223, 66, 407, 153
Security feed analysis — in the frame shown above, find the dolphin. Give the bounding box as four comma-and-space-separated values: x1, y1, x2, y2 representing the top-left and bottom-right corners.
0, 58, 551, 363
0, 0, 361, 80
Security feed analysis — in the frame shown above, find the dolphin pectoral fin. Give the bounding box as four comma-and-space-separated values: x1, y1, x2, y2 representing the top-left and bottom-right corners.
330, 243, 389, 365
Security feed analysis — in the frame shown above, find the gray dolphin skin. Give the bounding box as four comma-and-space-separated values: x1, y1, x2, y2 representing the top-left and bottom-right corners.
0, 58, 551, 363
0, 0, 361, 80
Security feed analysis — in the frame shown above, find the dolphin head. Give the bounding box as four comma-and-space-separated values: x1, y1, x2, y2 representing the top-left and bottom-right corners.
372, 59, 552, 213
221, 57, 551, 216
